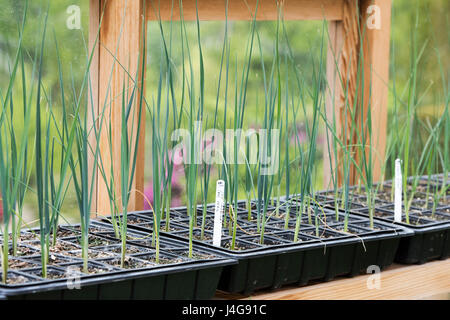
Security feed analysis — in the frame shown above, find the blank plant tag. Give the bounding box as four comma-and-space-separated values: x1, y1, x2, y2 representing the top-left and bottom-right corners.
394, 159, 402, 222
213, 180, 225, 247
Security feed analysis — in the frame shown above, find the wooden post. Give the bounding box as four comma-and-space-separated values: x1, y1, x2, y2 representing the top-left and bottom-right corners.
324, 0, 390, 188
359, 0, 391, 183
324, 0, 360, 188
89, 0, 146, 215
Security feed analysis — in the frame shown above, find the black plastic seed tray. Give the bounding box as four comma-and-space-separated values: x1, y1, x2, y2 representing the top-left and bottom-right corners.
0, 221, 236, 300
349, 205, 450, 264
315, 177, 450, 264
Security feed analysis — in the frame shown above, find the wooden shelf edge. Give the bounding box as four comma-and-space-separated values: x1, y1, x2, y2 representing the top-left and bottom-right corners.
215, 259, 450, 300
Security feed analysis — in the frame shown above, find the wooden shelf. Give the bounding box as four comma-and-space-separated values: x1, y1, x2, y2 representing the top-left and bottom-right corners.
215, 259, 450, 300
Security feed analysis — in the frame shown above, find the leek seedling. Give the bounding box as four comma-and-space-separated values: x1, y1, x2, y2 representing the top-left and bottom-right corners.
93, 5, 146, 267
0, 60, 30, 283
253, 8, 281, 244
230, 63, 245, 250
219, 41, 231, 231
437, 50, 449, 197
280, 53, 301, 228
399, 11, 429, 223
34, 12, 79, 276
403, 114, 447, 218
283, 81, 303, 229
117, 61, 146, 268
255, 66, 278, 244
0, 5, 29, 284
278, 17, 327, 234
200, 4, 228, 239
36, 26, 76, 277
35, 65, 52, 278
244, 133, 254, 221
0, 102, 17, 284
68, 103, 96, 272
158, 16, 183, 234
9, 44, 34, 257
150, 100, 162, 262
349, 20, 376, 228
229, 6, 258, 249
291, 24, 326, 241
148, 42, 175, 262
48, 33, 77, 246
178, 1, 202, 258
200, 116, 211, 241
321, 30, 342, 220
330, 14, 372, 229
6, 82, 31, 258
65, 22, 107, 273
273, 7, 284, 218
96, 72, 145, 268
67, 79, 104, 273
282, 59, 290, 227
150, 4, 185, 235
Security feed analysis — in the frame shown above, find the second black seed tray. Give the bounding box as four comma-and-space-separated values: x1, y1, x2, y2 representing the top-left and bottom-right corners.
316, 177, 450, 264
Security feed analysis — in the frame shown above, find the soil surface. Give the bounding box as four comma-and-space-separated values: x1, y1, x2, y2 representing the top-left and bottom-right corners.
3, 273, 30, 285
302, 229, 338, 239
8, 258, 36, 270
103, 245, 149, 255
146, 256, 185, 265
223, 240, 260, 251
30, 269, 66, 280
177, 251, 215, 260
64, 249, 115, 260
102, 257, 154, 269
8, 245, 37, 257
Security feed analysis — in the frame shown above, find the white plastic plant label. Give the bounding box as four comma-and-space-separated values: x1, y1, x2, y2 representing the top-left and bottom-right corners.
394, 159, 402, 222
213, 180, 225, 247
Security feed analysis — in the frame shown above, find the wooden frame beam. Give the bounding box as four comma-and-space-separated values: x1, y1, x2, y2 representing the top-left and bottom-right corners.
146, 0, 345, 21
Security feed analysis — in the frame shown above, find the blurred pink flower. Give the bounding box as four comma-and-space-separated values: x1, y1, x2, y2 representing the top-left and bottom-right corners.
290, 124, 325, 146
143, 184, 154, 209
290, 124, 308, 145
